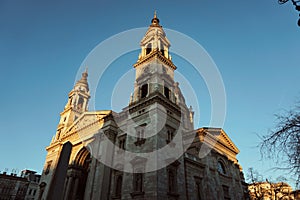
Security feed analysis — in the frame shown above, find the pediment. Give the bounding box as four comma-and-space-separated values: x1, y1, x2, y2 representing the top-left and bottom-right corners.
196, 127, 240, 155
61, 110, 111, 140
217, 129, 240, 154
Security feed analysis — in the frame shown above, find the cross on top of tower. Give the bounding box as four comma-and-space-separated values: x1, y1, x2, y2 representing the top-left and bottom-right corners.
151, 10, 160, 27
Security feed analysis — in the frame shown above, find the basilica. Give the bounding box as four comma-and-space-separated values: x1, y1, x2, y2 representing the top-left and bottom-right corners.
37, 13, 248, 200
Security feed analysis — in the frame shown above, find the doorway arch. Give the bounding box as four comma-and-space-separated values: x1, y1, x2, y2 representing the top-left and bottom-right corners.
63, 147, 91, 200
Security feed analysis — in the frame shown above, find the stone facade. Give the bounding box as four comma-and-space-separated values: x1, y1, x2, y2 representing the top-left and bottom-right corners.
37, 13, 248, 200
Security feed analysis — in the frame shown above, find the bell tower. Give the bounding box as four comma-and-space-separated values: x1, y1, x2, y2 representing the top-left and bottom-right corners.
129, 12, 194, 130
54, 69, 90, 140
130, 12, 178, 105
138, 11, 171, 61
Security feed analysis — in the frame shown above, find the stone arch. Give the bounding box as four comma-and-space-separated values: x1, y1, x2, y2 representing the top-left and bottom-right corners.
141, 84, 148, 98
77, 96, 84, 109
63, 147, 91, 200
74, 147, 91, 167
160, 44, 165, 56
146, 43, 152, 55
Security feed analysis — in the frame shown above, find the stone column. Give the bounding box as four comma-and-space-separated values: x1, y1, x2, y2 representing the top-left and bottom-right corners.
62, 177, 69, 199
64, 176, 73, 200
83, 99, 87, 111
71, 177, 79, 200
85, 158, 97, 199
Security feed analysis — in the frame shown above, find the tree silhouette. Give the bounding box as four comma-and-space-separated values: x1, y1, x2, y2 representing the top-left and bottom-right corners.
260, 103, 300, 188
278, 0, 300, 26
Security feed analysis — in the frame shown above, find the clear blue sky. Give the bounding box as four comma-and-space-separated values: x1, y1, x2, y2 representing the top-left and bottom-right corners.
0, 0, 299, 187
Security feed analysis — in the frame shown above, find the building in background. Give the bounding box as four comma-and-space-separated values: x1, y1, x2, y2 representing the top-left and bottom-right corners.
0, 170, 40, 200
248, 181, 299, 200
21, 170, 41, 200
37, 13, 248, 200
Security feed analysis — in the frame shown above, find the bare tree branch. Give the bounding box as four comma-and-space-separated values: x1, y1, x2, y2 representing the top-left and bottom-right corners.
278, 0, 289, 4
260, 103, 300, 188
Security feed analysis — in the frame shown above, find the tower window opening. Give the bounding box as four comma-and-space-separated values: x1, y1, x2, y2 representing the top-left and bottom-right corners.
119, 137, 126, 150
160, 46, 165, 56
56, 130, 61, 140
77, 96, 84, 109
164, 86, 170, 99
141, 84, 148, 98
146, 44, 152, 55
167, 130, 174, 143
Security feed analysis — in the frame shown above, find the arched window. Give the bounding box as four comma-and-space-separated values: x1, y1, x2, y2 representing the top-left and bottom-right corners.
77, 96, 84, 109
141, 84, 148, 98
146, 44, 152, 55
217, 160, 226, 174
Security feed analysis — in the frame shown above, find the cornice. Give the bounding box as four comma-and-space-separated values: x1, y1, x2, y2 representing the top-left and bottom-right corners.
128, 92, 181, 116
196, 127, 240, 155
133, 50, 176, 70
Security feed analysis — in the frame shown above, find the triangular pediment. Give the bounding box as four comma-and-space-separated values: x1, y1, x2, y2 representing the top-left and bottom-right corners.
218, 129, 240, 154
196, 127, 240, 163
61, 110, 112, 141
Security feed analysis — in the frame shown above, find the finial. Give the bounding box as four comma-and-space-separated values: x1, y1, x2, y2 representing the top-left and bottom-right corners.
151, 10, 160, 26
81, 66, 88, 80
